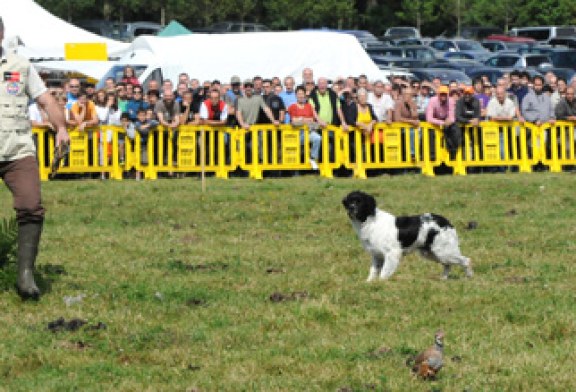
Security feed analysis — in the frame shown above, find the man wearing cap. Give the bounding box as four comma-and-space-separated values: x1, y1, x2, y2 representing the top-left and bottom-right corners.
455, 86, 481, 160
426, 85, 456, 159
224, 75, 242, 127
0, 16, 69, 299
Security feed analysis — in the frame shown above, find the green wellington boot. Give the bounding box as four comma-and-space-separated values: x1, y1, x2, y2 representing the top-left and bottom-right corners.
16, 222, 42, 300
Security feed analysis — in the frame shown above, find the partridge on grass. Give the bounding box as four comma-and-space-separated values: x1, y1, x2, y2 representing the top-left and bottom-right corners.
412, 330, 444, 380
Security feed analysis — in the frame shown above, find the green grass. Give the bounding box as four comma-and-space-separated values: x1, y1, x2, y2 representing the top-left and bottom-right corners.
1, 172, 575, 391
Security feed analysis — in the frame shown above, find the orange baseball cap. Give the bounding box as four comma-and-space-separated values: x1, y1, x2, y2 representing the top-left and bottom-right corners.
437, 85, 449, 94
464, 86, 475, 94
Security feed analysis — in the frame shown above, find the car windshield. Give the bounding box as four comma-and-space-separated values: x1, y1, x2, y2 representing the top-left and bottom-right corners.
456, 40, 484, 51
96, 65, 148, 89
388, 28, 416, 36
526, 56, 550, 66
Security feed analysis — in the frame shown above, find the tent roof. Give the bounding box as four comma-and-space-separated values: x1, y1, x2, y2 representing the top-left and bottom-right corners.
157, 20, 192, 37
0, 0, 128, 60
121, 31, 392, 83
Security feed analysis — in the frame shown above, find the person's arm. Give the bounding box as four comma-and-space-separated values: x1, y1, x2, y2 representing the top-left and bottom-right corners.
180, 102, 191, 124
35, 91, 69, 146
83, 103, 99, 127
447, 99, 456, 125
336, 101, 348, 130
260, 99, 279, 125
236, 103, 249, 129
425, 99, 443, 126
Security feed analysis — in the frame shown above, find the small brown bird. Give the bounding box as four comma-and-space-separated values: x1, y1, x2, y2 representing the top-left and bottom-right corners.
412, 330, 444, 380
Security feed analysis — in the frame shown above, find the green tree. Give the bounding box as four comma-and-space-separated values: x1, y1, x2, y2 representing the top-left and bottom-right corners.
396, 0, 438, 33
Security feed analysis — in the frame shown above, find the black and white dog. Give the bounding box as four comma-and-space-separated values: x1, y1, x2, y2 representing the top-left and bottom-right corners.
342, 191, 473, 281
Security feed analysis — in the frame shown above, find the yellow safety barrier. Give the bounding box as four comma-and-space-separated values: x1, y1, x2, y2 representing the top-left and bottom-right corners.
30, 121, 576, 181
124, 125, 233, 179
540, 121, 576, 172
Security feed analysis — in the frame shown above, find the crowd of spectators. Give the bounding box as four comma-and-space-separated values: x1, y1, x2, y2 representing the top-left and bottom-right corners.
30, 65, 576, 178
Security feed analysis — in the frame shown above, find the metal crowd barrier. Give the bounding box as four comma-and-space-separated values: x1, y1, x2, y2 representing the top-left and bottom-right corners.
32, 121, 576, 181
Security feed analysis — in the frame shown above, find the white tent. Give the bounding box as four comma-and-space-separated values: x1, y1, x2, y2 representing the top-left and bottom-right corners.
116, 31, 404, 84
0, 0, 128, 60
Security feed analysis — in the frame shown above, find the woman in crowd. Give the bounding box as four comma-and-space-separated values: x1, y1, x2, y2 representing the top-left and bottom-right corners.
121, 65, 140, 87
393, 86, 420, 160
287, 85, 321, 169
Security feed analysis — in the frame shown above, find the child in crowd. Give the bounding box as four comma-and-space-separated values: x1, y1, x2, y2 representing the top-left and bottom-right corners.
134, 108, 159, 180
119, 112, 135, 167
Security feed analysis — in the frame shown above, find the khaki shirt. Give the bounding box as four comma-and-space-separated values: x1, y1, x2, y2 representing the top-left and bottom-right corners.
0, 48, 47, 161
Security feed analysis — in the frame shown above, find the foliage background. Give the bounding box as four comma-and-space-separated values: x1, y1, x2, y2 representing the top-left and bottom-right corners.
36, 0, 576, 37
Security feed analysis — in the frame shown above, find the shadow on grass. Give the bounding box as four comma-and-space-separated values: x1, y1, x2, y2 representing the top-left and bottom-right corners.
0, 262, 67, 295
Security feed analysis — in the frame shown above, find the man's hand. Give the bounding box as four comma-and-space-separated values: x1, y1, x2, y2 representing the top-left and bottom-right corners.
55, 127, 70, 146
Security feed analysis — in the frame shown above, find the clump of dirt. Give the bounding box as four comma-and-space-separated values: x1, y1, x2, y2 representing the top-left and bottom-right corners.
269, 291, 309, 303
186, 298, 207, 307
266, 268, 285, 274
47, 317, 107, 333
465, 221, 478, 230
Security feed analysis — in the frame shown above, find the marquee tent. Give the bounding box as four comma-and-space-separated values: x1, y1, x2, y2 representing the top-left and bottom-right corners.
0, 0, 128, 60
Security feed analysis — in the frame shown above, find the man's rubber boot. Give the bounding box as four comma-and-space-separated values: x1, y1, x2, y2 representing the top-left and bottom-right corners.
16, 222, 42, 300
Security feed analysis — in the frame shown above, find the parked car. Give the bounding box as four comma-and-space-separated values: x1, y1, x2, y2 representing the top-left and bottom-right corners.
74, 19, 124, 40
366, 45, 439, 61
443, 59, 485, 72
465, 67, 505, 85
409, 68, 472, 84
508, 26, 576, 43
194, 21, 270, 33
484, 34, 536, 43
383, 26, 421, 39
392, 38, 425, 46
74, 19, 162, 41
481, 39, 535, 52
483, 53, 552, 68
459, 26, 503, 40
536, 66, 576, 83
444, 51, 477, 60
547, 37, 576, 48
118, 21, 163, 41
546, 49, 576, 70
428, 38, 491, 61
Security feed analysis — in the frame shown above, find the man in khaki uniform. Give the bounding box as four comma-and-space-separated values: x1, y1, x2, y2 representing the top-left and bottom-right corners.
0, 17, 69, 300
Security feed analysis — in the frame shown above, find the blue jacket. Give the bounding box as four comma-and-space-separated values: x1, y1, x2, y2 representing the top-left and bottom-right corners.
127, 99, 149, 121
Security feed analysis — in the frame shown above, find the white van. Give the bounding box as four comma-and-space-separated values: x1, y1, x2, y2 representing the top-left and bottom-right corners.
508, 26, 576, 43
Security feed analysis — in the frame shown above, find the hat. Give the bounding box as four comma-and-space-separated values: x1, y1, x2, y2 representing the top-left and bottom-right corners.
243, 78, 254, 86
464, 86, 475, 94
230, 75, 241, 84
437, 85, 449, 94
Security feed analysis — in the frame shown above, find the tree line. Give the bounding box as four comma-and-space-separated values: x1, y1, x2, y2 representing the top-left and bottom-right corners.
37, 0, 576, 37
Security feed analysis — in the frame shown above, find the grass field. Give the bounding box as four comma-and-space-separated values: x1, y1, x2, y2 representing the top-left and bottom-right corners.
1, 172, 575, 391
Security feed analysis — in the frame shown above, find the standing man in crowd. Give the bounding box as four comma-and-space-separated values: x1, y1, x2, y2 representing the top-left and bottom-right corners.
279, 76, 297, 124
0, 16, 69, 299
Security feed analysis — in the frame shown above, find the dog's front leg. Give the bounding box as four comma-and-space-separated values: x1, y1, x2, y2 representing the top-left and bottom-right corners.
380, 250, 401, 280
367, 256, 383, 282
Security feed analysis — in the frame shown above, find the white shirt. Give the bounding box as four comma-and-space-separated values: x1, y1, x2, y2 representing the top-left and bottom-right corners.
368, 92, 395, 121
486, 97, 516, 119
28, 103, 44, 123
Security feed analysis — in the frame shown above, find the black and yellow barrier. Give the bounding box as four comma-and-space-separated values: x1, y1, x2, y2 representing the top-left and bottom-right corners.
32, 121, 576, 180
